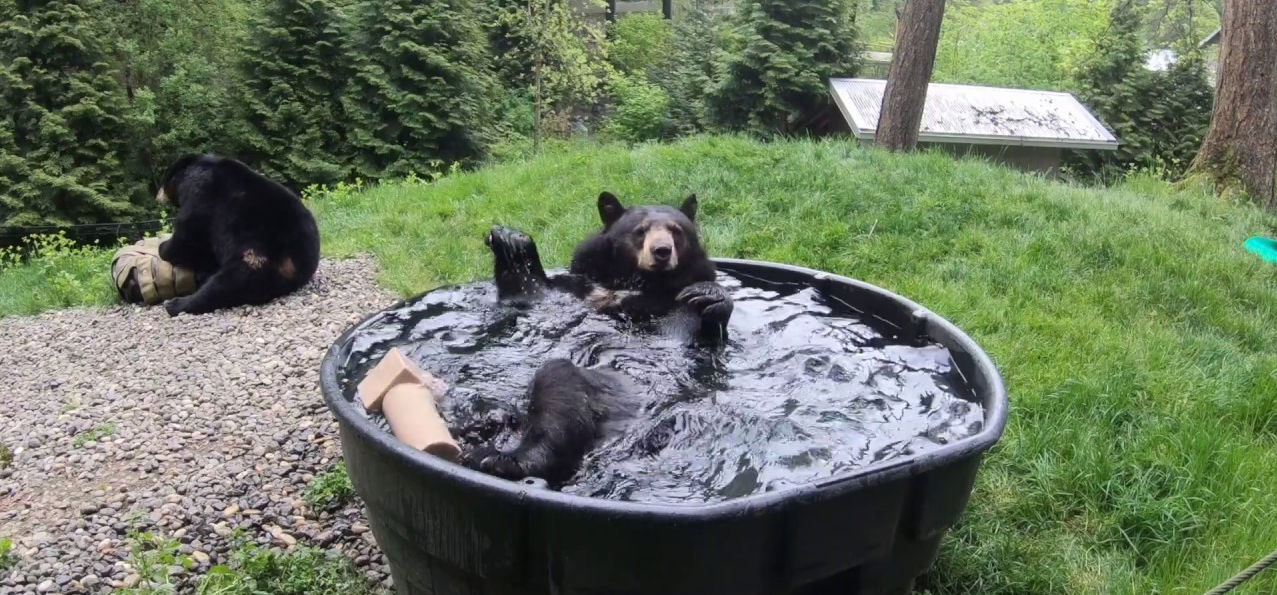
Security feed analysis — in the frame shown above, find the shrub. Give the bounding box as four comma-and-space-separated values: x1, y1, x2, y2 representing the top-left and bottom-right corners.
118, 531, 193, 594
933, 0, 1112, 91
108, 0, 251, 191
0, 232, 118, 311
0, 537, 13, 571
1067, 1, 1213, 181
343, 0, 496, 179
303, 463, 356, 511
608, 13, 672, 78
660, 0, 729, 136
708, 0, 859, 135
239, 0, 352, 189
0, 0, 146, 226
198, 541, 374, 595
605, 73, 671, 142
489, 0, 612, 144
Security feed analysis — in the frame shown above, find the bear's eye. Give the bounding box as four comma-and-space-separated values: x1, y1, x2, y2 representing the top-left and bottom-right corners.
633, 227, 646, 238
669, 226, 683, 238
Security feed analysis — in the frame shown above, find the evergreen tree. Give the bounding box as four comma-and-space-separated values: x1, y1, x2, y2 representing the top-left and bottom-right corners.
484, 0, 535, 90
662, 0, 728, 135
343, 0, 495, 179
239, 0, 351, 189
1070, 1, 1213, 179
0, 0, 144, 226
708, 0, 859, 135
108, 0, 254, 187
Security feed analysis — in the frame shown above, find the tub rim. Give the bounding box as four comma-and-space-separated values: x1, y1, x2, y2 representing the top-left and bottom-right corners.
320, 257, 1008, 520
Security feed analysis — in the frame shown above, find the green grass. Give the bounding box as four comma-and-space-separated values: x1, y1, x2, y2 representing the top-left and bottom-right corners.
0, 537, 15, 571
73, 423, 116, 448
304, 463, 356, 511
119, 531, 194, 594
0, 232, 120, 317
116, 530, 375, 594
198, 541, 376, 595
306, 136, 1277, 594
0, 441, 11, 469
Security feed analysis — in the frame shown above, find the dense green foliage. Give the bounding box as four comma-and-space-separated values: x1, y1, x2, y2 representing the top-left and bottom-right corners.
109, 0, 253, 187
933, 0, 1219, 92
342, 0, 495, 179
608, 12, 672, 77
0, 0, 144, 226
605, 73, 670, 142
240, 0, 351, 189
1069, 1, 1213, 180
709, 0, 859, 135
0, 0, 1234, 224
303, 463, 356, 510
933, 0, 1112, 91
497, 0, 611, 143
0, 231, 119, 314
661, 0, 727, 136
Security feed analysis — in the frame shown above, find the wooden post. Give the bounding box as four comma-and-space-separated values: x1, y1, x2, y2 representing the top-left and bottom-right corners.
875, 0, 946, 152
606, 0, 617, 22
662, 0, 672, 18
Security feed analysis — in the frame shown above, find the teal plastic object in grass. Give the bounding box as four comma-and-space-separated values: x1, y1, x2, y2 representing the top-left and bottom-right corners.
1245, 236, 1277, 263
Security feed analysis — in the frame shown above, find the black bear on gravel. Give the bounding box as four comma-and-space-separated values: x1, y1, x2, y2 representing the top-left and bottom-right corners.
156, 155, 320, 316
464, 193, 732, 484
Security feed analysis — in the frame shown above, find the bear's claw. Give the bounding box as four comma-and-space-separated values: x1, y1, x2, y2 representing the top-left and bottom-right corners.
163, 297, 188, 317
464, 447, 528, 480
676, 281, 733, 327
486, 226, 550, 301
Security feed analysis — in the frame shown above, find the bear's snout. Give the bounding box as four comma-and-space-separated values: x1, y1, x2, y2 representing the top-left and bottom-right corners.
638, 227, 678, 271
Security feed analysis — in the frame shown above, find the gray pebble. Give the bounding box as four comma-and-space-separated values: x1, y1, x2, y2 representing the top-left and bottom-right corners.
0, 259, 394, 590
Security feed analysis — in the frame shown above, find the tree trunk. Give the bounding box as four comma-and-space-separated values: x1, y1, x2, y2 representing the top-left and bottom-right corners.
1187, 0, 1277, 206
875, 0, 945, 151
532, 0, 545, 153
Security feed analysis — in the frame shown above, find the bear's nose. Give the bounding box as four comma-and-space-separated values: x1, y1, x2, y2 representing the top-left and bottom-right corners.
652, 245, 672, 261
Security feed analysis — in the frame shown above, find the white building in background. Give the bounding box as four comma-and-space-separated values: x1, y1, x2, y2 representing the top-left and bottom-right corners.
827, 78, 1120, 175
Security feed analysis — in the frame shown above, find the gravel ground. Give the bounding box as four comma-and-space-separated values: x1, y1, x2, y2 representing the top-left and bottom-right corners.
0, 257, 398, 594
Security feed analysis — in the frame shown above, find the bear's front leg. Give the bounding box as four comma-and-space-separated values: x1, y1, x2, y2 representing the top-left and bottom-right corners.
677, 281, 734, 331
158, 230, 203, 269
162, 268, 244, 316
485, 225, 551, 301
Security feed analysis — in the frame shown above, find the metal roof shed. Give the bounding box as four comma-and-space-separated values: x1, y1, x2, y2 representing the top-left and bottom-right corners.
828, 78, 1119, 174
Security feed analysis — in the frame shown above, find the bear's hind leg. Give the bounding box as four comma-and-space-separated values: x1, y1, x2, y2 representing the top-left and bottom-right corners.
468, 360, 601, 484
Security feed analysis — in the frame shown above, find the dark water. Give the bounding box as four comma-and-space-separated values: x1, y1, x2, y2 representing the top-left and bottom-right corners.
336, 271, 984, 504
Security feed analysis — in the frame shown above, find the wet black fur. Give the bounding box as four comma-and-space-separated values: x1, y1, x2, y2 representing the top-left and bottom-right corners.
157, 155, 320, 316
467, 193, 732, 485
464, 359, 640, 485
569, 192, 733, 335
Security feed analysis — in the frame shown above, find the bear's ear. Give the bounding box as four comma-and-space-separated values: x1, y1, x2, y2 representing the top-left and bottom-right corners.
679, 194, 698, 222
598, 192, 626, 227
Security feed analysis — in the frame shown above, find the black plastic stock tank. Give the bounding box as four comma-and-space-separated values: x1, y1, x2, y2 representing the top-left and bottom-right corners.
320, 259, 1008, 595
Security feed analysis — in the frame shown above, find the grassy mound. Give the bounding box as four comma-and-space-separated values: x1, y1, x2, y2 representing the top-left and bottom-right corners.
309, 136, 1277, 594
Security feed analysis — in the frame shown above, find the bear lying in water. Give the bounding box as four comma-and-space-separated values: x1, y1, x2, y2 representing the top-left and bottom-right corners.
464, 192, 733, 484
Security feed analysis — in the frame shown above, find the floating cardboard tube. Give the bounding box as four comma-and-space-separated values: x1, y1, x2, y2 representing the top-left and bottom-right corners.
358, 348, 460, 462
